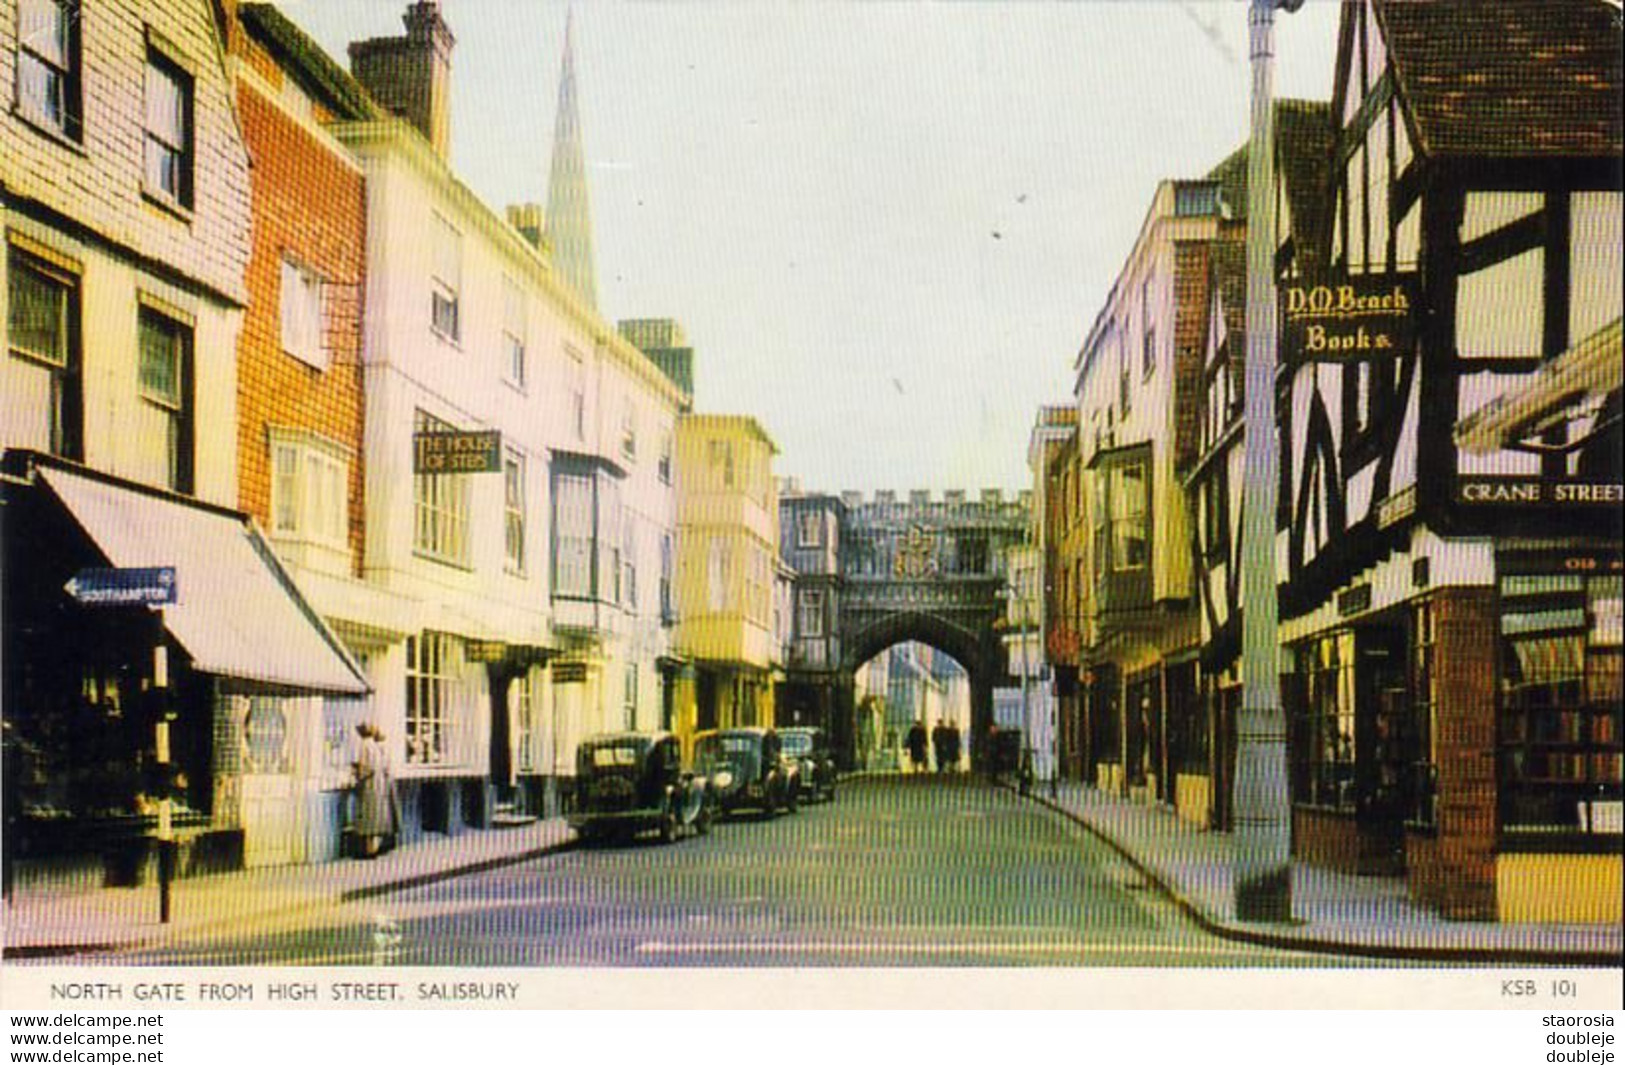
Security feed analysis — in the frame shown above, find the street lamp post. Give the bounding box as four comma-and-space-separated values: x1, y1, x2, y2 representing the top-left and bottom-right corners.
1235, 0, 1298, 923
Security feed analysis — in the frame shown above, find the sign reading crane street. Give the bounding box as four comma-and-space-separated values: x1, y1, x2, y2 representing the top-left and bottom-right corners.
64, 566, 178, 606
413, 430, 502, 474
1281, 274, 1417, 363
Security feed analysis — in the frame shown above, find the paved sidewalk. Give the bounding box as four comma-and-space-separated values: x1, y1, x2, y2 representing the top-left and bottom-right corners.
2, 818, 573, 959
1024, 780, 1622, 965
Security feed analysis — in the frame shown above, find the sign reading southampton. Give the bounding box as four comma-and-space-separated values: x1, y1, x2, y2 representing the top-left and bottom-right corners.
414, 430, 502, 474
1282, 275, 1416, 363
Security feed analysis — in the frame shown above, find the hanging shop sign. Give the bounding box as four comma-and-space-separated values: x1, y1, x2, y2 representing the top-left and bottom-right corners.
1455, 476, 1624, 507
1281, 274, 1417, 364
413, 430, 502, 474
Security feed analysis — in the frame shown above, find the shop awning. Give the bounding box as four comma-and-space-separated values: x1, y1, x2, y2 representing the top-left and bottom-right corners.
40, 466, 370, 696
1454, 318, 1622, 455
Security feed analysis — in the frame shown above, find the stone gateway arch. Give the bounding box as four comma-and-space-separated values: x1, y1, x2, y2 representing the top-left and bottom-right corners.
776, 486, 1030, 771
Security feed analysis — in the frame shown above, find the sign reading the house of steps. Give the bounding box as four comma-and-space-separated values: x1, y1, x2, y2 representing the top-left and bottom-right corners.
1282, 274, 1416, 363
414, 430, 502, 474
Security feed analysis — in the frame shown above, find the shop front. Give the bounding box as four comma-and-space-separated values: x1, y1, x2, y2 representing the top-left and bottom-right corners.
2, 453, 370, 883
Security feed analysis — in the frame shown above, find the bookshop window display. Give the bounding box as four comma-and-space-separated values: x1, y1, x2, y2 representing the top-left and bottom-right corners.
1498, 574, 1623, 835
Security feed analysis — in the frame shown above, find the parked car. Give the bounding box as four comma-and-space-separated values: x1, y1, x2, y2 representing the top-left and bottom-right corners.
779, 726, 837, 803
569, 731, 711, 844
692, 727, 798, 818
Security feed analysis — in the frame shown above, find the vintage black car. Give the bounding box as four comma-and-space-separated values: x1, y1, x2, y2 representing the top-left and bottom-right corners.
692, 727, 798, 818
569, 731, 711, 844
779, 727, 837, 803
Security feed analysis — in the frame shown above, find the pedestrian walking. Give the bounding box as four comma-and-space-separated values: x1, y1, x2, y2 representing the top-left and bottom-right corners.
906, 720, 929, 774
931, 719, 949, 774
944, 721, 961, 773
352, 723, 398, 858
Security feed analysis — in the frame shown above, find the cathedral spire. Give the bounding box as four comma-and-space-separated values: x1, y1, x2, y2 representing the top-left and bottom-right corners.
545, 8, 598, 311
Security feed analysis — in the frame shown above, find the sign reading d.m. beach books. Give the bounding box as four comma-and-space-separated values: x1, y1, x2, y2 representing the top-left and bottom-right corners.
1282, 274, 1417, 364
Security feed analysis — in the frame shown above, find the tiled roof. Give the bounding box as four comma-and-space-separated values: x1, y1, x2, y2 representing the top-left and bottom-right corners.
1373, 0, 1622, 158
1203, 99, 1333, 272
239, 4, 381, 122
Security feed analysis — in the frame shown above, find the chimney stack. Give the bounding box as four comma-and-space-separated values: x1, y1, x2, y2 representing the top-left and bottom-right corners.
349, 1, 455, 160
506, 204, 547, 250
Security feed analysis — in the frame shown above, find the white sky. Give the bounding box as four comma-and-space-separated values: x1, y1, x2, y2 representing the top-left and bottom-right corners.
275, 1, 1343, 495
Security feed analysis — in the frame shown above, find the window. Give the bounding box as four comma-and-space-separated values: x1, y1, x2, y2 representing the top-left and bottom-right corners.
620, 401, 637, 461
1291, 632, 1358, 810
1405, 601, 1439, 826
1105, 460, 1148, 571
17, 0, 80, 139
1174, 181, 1220, 217
144, 47, 193, 208
1118, 328, 1131, 416
503, 450, 526, 573
1141, 279, 1156, 380
552, 471, 593, 597
622, 521, 637, 609
624, 662, 639, 730
550, 460, 624, 604
796, 511, 822, 549
279, 258, 326, 369
1499, 574, 1622, 833
405, 632, 463, 766
798, 588, 825, 638
659, 533, 674, 622
709, 440, 735, 489
1200, 472, 1227, 562
565, 345, 586, 440
7, 247, 81, 459
430, 213, 461, 341
657, 433, 673, 485
515, 668, 541, 773
412, 409, 470, 565
707, 537, 729, 613
269, 435, 347, 548
137, 305, 193, 494
502, 278, 526, 387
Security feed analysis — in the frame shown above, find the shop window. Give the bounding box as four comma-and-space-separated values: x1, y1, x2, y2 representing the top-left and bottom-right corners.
515, 668, 541, 774
17, 0, 81, 139
405, 632, 463, 766
1498, 574, 1623, 834
143, 45, 193, 209
136, 305, 193, 495
1292, 632, 1358, 810
1404, 602, 1439, 826
7, 246, 82, 460
624, 662, 639, 730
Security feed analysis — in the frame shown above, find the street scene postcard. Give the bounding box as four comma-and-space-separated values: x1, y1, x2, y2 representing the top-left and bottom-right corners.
1, 0, 1621, 1011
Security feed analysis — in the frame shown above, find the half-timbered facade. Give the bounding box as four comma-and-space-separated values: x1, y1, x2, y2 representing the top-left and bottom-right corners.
1277, 0, 1621, 922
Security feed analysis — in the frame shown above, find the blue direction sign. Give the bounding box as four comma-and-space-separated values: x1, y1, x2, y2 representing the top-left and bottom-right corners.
64, 567, 178, 606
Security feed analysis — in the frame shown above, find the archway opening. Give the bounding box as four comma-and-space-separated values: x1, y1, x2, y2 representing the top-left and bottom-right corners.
853, 641, 972, 774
